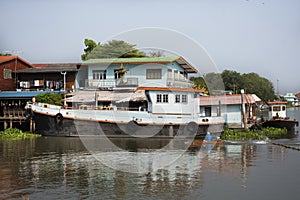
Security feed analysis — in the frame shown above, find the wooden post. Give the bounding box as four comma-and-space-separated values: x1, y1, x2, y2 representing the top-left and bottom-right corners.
169, 125, 174, 137
30, 119, 33, 133
4, 120, 7, 130
10, 118, 12, 128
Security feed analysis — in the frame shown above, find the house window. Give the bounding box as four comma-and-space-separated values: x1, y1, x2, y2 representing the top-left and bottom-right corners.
93, 70, 106, 80
3, 68, 12, 79
174, 70, 179, 80
146, 69, 162, 79
114, 69, 121, 79
175, 94, 180, 103
157, 94, 168, 103
182, 94, 187, 103
163, 94, 169, 103
157, 94, 162, 103
179, 71, 185, 80
167, 69, 172, 79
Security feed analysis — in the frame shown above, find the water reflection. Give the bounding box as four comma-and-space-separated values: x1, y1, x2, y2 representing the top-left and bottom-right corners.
0, 136, 271, 199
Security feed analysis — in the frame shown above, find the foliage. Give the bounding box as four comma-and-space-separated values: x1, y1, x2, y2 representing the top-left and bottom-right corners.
221, 70, 243, 94
35, 93, 63, 106
241, 73, 275, 102
191, 70, 275, 101
84, 40, 147, 60
148, 50, 164, 57
190, 76, 208, 94
220, 127, 287, 141
0, 128, 41, 140
81, 38, 98, 60
0, 53, 12, 56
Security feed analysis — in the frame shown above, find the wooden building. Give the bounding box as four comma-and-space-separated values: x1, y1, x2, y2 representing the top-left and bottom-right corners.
16, 63, 80, 92
0, 56, 33, 91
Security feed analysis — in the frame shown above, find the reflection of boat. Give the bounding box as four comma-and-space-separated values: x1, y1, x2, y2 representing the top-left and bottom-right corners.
261, 102, 298, 134
188, 139, 225, 148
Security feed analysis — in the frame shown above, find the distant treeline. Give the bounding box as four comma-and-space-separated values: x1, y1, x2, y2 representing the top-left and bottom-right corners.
191, 70, 275, 102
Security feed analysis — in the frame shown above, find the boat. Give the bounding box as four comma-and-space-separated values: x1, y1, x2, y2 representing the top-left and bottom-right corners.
261, 101, 298, 134
26, 57, 225, 137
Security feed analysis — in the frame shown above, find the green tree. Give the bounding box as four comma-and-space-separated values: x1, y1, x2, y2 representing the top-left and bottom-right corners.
241, 73, 275, 102
221, 70, 243, 94
190, 76, 208, 93
35, 93, 63, 106
81, 39, 98, 60
86, 40, 147, 59
203, 72, 225, 94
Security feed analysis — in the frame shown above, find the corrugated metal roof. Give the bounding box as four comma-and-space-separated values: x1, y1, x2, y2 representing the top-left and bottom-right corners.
15, 65, 78, 73
0, 91, 62, 98
82, 56, 198, 73
200, 94, 261, 106
66, 90, 146, 103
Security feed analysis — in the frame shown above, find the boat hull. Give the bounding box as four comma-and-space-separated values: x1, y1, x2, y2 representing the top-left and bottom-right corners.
262, 119, 298, 135
33, 112, 224, 137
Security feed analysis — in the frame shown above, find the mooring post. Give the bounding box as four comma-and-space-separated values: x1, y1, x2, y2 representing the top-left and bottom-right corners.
169, 125, 174, 137
10, 118, 12, 128
30, 119, 33, 133
4, 120, 7, 130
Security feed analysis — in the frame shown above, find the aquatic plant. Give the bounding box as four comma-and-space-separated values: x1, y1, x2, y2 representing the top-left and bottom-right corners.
220, 127, 287, 141
0, 128, 41, 140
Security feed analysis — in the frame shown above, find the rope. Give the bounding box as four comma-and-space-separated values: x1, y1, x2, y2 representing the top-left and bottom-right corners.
269, 141, 300, 151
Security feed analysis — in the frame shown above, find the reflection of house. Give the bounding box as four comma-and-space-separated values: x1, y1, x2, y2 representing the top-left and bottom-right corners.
77, 57, 196, 89
0, 56, 33, 91
200, 94, 261, 128
16, 63, 80, 92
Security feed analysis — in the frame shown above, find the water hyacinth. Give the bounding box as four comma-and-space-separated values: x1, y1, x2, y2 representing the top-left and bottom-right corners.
0, 128, 41, 140
220, 127, 287, 141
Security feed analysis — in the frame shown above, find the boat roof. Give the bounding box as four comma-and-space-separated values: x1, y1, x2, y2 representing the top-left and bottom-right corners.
82, 56, 198, 73
200, 94, 261, 106
267, 101, 288, 105
66, 90, 146, 103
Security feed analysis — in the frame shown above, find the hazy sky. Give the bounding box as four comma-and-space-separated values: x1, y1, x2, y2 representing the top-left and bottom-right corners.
1, 0, 299, 94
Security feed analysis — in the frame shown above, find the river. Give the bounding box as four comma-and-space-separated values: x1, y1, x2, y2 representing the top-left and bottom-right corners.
1, 108, 300, 200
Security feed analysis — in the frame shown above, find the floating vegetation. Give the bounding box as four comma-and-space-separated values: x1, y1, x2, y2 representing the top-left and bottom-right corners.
220, 127, 287, 141
0, 128, 41, 140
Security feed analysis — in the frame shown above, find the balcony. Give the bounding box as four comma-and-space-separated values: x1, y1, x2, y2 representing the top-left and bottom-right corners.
86, 77, 138, 89
167, 78, 194, 88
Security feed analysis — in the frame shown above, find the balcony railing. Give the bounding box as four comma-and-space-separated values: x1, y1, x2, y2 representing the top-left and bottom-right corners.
86, 77, 139, 89
167, 79, 194, 88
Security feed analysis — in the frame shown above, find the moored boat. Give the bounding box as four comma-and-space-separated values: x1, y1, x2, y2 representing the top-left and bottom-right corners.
261, 101, 298, 135
27, 57, 225, 137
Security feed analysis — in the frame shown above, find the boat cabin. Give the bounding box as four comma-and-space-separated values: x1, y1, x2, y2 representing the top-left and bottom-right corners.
267, 101, 287, 119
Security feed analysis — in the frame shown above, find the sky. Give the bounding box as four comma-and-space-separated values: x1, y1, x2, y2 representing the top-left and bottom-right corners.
1, 0, 300, 94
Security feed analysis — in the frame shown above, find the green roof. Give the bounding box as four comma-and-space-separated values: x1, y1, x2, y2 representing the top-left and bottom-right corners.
82, 56, 198, 73
82, 56, 180, 64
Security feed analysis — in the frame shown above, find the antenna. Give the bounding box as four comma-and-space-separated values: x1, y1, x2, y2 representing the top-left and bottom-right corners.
277, 79, 279, 96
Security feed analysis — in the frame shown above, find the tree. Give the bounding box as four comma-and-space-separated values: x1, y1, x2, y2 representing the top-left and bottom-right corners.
148, 50, 164, 57
190, 76, 208, 93
81, 39, 97, 60
35, 93, 63, 106
203, 72, 225, 94
221, 70, 243, 94
0, 53, 12, 56
241, 73, 275, 102
85, 40, 147, 60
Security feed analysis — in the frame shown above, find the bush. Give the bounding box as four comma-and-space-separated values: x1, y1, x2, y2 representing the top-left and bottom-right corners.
35, 93, 63, 106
